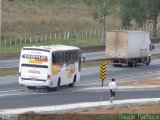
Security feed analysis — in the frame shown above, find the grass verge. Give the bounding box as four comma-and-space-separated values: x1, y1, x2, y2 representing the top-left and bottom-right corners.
82, 60, 101, 68
0, 68, 18, 77
0, 54, 159, 77
16, 103, 160, 120
152, 54, 160, 60
2, 37, 102, 53
0, 61, 101, 77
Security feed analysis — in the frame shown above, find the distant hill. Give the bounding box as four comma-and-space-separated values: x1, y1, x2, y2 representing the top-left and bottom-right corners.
1, 0, 121, 39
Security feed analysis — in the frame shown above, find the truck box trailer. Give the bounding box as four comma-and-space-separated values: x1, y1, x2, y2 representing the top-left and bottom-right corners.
105, 31, 154, 67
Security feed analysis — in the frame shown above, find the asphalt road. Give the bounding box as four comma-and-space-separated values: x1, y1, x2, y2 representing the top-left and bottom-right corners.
1, 59, 160, 91
0, 43, 160, 69
0, 59, 160, 109
0, 89, 160, 109
0, 51, 105, 69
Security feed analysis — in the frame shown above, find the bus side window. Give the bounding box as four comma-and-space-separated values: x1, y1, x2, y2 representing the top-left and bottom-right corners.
69, 51, 75, 64
62, 52, 65, 63
65, 51, 69, 63
74, 51, 78, 61
52, 53, 56, 64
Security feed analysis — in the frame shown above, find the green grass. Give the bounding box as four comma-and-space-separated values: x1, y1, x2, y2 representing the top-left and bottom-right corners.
2, 36, 102, 53
82, 61, 101, 68
0, 68, 18, 77
151, 54, 160, 60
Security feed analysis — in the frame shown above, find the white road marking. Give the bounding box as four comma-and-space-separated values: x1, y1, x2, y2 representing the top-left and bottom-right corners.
0, 82, 17, 85
128, 75, 134, 77
76, 86, 160, 91
147, 72, 153, 74
81, 72, 98, 76
118, 76, 125, 78
139, 73, 145, 75
0, 91, 49, 97
0, 89, 24, 93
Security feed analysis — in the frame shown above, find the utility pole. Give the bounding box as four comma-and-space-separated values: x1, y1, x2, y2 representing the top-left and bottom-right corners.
0, 0, 2, 47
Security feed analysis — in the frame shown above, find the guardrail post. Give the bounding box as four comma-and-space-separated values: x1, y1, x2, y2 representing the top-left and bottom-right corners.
50, 34, 52, 41
25, 37, 27, 44
20, 37, 22, 45
55, 33, 57, 39
67, 32, 69, 39
90, 29, 92, 37
41, 36, 43, 42
94, 29, 96, 37
98, 29, 100, 37
10, 40, 12, 46
45, 35, 47, 42
30, 36, 32, 43
15, 39, 17, 45
64, 32, 66, 39
59, 33, 61, 39
86, 30, 88, 38
5, 38, 6, 46
36, 35, 37, 42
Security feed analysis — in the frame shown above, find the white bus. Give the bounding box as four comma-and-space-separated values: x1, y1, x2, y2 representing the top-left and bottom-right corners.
19, 45, 81, 91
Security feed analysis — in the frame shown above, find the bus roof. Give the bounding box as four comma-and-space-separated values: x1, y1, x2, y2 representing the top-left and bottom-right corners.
22, 45, 80, 52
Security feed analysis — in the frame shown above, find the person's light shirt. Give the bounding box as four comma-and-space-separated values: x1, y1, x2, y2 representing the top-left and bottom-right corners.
108, 81, 117, 89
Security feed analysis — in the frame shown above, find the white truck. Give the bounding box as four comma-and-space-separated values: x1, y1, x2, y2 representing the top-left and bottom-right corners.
105, 31, 154, 67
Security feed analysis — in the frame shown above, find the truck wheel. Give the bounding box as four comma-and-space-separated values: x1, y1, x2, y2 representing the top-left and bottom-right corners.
69, 75, 76, 87
146, 57, 151, 66
133, 61, 137, 67
128, 63, 131, 67
128, 62, 133, 67
54, 78, 61, 91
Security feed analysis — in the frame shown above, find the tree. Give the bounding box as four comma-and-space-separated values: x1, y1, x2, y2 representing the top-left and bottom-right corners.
144, 0, 160, 37
83, 0, 118, 42
120, 0, 160, 37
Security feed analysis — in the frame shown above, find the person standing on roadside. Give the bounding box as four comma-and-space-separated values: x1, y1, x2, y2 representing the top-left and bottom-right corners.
108, 78, 117, 103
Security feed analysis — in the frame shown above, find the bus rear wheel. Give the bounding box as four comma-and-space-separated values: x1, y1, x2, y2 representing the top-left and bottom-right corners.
69, 75, 76, 87
54, 78, 61, 91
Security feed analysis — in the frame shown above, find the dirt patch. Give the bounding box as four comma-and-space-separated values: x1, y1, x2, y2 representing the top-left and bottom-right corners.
16, 104, 160, 120
0, 52, 20, 60
77, 104, 160, 114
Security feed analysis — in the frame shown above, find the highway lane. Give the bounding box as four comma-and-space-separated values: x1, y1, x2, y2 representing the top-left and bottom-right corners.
0, 60, 159, 109
0, 59, 160, 91
0, 42, 160, 69
0, 51, 105, 69
0, 89, 159, 109
0, 59, 19, 69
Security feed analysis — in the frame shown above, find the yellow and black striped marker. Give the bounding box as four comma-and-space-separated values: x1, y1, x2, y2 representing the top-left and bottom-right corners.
100, 61, 107, 86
